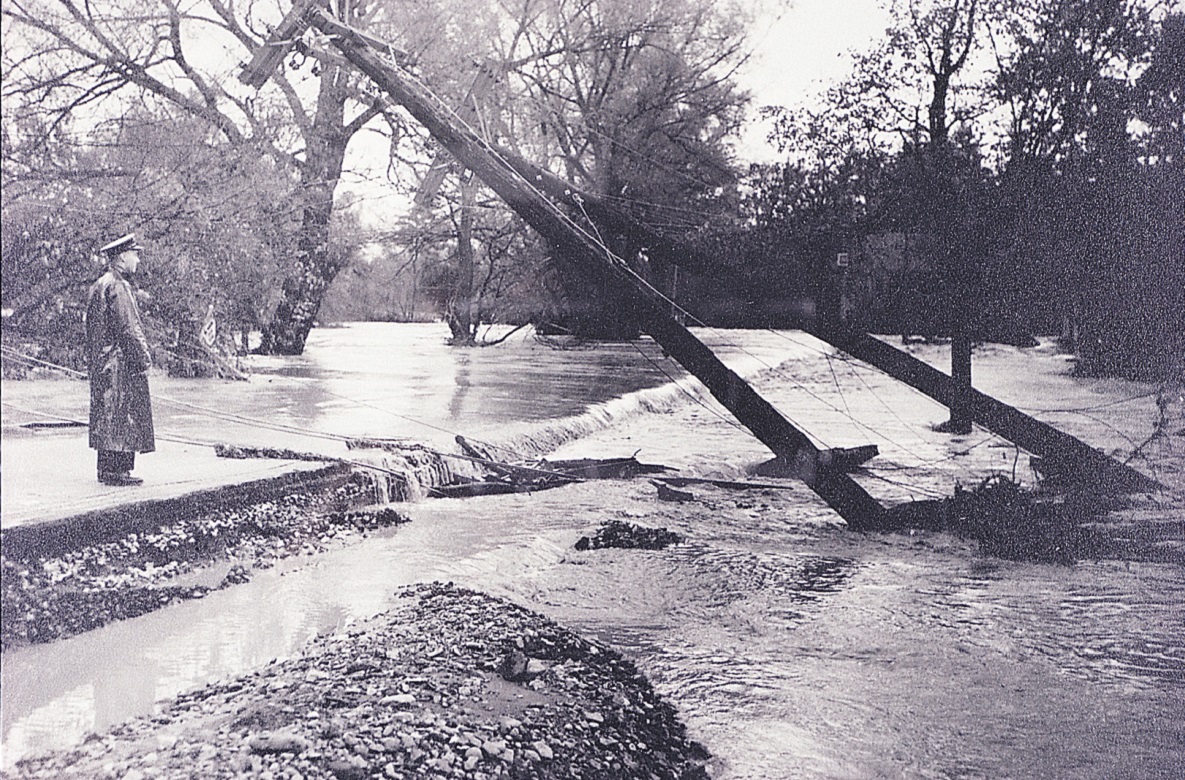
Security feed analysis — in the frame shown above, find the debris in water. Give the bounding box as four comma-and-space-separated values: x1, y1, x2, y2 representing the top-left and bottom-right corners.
655, 482, 695, 502
440, 436, 675, 497
215, 443, 334, 462
882, 475, 1179, 565
575, 520, 684, 551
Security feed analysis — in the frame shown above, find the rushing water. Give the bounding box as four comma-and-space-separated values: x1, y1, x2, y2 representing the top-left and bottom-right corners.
2, 323, 1182, 778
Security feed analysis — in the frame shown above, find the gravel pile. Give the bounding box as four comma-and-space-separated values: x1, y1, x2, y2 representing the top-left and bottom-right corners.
0, 477, 409, 649
5, 582, 711, 780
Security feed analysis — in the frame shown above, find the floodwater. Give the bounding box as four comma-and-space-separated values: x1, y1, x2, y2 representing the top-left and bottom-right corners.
2, 323, 1183, 778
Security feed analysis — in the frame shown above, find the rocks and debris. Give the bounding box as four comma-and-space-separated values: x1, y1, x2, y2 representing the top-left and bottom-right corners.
753, 445, 879, 477
497, 649, 550, 683
442, 436, 674, 498
534, 456, 674, 480
657, 475, 801, 492
347, 439, 473, 501
575, 520, 684, 551
18, 419, 86, 429
7, 583, 711, 780
429, 480, 528, 498
882, 475, 1184, 565
214, 444, 335, 462
326, 506, 411, 529
0, 476, 409, 650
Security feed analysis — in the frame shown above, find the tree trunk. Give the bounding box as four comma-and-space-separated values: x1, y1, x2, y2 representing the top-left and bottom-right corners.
929, 72, 951, 145
447, 175, 479, 345
259, 62, 351, 355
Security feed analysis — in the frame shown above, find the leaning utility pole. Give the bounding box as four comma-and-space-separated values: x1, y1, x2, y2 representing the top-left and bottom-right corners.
241, 4, 888, 527
241, 2, 1162, 524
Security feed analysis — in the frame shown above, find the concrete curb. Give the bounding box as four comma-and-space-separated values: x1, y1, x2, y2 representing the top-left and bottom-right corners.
0, 462, 352, 560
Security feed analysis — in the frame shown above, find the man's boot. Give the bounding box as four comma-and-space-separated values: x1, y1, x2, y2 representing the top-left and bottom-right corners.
99, 471, 143, 486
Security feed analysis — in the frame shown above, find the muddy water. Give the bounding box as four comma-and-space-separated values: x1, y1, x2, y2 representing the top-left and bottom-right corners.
147, 322, 805, 453
3, 325, 1183, 778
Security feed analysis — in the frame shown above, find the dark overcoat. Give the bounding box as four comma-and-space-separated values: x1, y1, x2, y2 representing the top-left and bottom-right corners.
87, 269, 155, 453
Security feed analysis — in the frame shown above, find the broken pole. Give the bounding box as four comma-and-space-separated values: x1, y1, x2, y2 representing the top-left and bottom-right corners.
299, 10, 886, 528
239, 0, 317, 88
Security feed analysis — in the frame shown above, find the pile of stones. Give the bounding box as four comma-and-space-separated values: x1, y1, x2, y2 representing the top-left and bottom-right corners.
574, 520, 684, 551
8, 583, 711, 780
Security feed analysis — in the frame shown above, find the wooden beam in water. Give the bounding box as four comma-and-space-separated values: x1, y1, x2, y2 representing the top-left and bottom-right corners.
300, 10, 886, 527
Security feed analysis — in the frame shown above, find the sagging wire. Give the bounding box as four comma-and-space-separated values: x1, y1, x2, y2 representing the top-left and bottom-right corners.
536, 320, 788, 444
1, 330, 999, 496
2, 395, 576, 486
395, 71, 838, 450
1, 347, 87, 378
1, 346, 455, 448
1, 345, 500, 452
827, 349, 985, 476
1019, 391, 1160, 414
858, 470, 951, 500
625, 337, 805, 442
823, 348, 853, 420
311, 384, 523, 458
1, 399, 215, 449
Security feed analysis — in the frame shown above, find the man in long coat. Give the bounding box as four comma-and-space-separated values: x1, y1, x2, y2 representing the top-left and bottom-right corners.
87, 234, 155, 485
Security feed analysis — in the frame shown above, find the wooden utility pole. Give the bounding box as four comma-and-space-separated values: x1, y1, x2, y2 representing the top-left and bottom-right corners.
414, 62, 500, 208
816, 328, 1163, 493
944, 228, 974, 436
947, 331, 974, 434
240, 3, 1160, 524
271, 9, 888, 527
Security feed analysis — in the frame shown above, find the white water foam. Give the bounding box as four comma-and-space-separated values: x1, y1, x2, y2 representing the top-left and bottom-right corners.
489, 373, 717, 459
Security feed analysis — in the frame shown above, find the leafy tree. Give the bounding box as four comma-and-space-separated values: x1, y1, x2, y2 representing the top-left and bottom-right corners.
818, 0, 989, 150
1133, 11, 1184, 164
746, 104, 890, 241
984, 1, 1181, 376
2, 0, 404, 355
2, 107, 299, 371
481, 0, 751, 337
501, 0, 750, 216
342, 0, 753, 341
990, 0, 1160, 170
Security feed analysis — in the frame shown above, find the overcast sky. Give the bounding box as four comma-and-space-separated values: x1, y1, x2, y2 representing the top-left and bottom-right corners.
740, 0, 890, 109
733, 0, 892, 160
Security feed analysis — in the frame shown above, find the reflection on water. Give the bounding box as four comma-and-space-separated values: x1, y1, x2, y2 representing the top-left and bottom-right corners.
3, 325, 1183, 779
447, 352, 472, 421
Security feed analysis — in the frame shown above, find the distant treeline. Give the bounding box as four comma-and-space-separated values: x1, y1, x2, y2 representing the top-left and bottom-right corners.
666, 160, 1182, 381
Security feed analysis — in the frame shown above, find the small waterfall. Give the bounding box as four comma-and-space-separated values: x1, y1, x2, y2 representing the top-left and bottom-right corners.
489, 375, 715, 459
345, 441, 484, 502
341, 359, 791, 499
